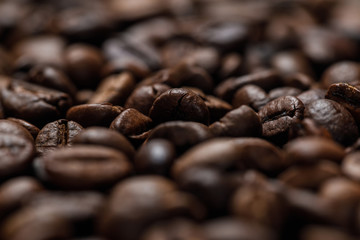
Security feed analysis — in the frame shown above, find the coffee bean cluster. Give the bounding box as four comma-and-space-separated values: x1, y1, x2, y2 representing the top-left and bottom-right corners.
0, 0, 360, 239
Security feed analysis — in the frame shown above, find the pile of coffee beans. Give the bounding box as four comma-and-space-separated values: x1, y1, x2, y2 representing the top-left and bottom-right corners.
1, 0, 360, 239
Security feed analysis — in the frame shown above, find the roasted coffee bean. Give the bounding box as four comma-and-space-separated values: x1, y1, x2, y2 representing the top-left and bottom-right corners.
288, 118, 332, 140
282, 72, 314, 90
64, 44, 104, 89
135, 139, 176, 175
66, 103, 124, 127
268, 87, 302, 100
99, 176, 205, 240
147, 121, 212, 152
125, 83, 170, 115
271, 51, 314, 76
321, 61, 360, 88
73, 127, 135, 159
110, 108, 152, 137
232, 84, 269, 110
181, 47, 220, 75
1, 80, 72, 126
279, 161, 341, 190
326, 83, 360, 124
342, 152, 360, 182
149, 88, 209, 125
7, 118, 40, 139
215, 70, 282, 102
0, 119, 34, 141
219, 53, 243, 79
306, 99, 358, 145
297, 89, 326, 106
0, 177, 43, 218
35, 119, 83, 154
204, 95, 232, 123
75, 89, 95, 104
259, 96, 305, 142
34, 145, 132, 189
28, 65, 77, 97
88, 72, 135, 106
210, 105, 262, 137
301, 226, 357, 240
284, 137, 345, 164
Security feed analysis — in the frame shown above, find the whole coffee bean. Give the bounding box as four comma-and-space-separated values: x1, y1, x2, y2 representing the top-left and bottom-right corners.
0, 119, 34, 141
215, 70, 282, 101
28, 65, 77, 97
0, 177, 43, 218
279, 161, 341, 190
210, 105, 262, 137
326, 83, 360, 124
321, 61, 360, 88
7, 118, 40, 139
34, 145, 132, 189
259, 96, 305, 142
306, 99, 358, 145
88, 72, 135, 106
342, 152, 360, 182
1, 80, 72, 126
110, 108, 152, 137
204, 95, 232, 123
66, 103, 124, 127
147, 121, 212, 152
99, 176, 205, 240
284, 137, 345, 164
202, 218, 277, 240
64, 44, 104, 89
149, 88, 209, 125
125, 83, 170, 115
268, 87, 302, 100
135, 139, 176, 175
297, 89, 326, 106
288, 118, 332, 140
232, 84, 269, 110
320, 178, 360, 206
271, 51, 314, 76
282, 72, 314, 90
73, 127, 135, 159
301, 226, 357, 240
35, 119, 83, 154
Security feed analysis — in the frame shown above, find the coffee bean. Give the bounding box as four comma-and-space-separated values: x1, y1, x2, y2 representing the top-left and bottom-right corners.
204, 95, 232, 123
7, 118, 40, 140
271, 51, 314, 76
288, 118, 332, 140
125, 83, 170, 115
282, 72, 314, 90
321, 61, 360, 88
232, 84, 269, 110
149, 88, 209, 125
259, 96, 305, 142
35, 119, 83, 154
268, 87, 302, 100
73, 127, 135, 159
88, 72, 135, 106
306, 99, 358, 145
0, 119, 34, 141
218, 53, 243, 79
342, 152, 360, 182
135, 139, 176, 175
66, 103, 124, 127
210, 105, 262, 137
301, 226, 357, 240
34, 145, 132, 189
1, 80, 72, 126
297, 89, 326, 107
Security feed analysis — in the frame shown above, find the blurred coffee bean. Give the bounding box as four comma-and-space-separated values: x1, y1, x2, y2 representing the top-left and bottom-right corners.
210, 105, 262, 137
297, 88, 326, 106
306, 99, 358, 145
34, 145, 132, 189
320, 177, 360, 206
271, 51, 314, 76
149, 88, 209, 125
288, 118, 332, 140
66, 103, 124, 127
73, 127, 135, 159
7, 117, 40, 139
321, 61, 360, 89
232, 84, 269, 110
301, 226, 357, 240
218, 53, 243, 79
268, 87, 302, 100
35, 119, 83, 154
75, 89, 94, 104
282, 72, 314, 90
204, 95, 232, 123
342, 152, 360, 182
0, 119, 34, 141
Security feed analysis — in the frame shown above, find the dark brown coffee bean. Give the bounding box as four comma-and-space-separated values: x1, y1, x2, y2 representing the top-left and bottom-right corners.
75, 89, 95, 104
219, 53, 243, 79
34, 145, 132, 189
66, 103, 124, 127
28, 65, 77, 97
259, 96, 305, 142
7, 118, 40, 140
149, 88, 209, 125
284, 137, 345, 164
268, 87, 302, 100
64, 44, 104, 89
73, 127, 135, 159
110, 108, 152, 137
301, 226, 357, 240
342, 152, 360, 182
326, 83, 360, 124
0, 177, 43, 218
321, 61, 360, 88
135, 139, 176, 175
297, 89, 326, 107
210, 105, 262, 137
232, 84, 269, 110
282, 72, 314, 90
288, 118, 332, 140
99, 176, 205, 240
202, 218, 277, 240
181, 47, 220, 75
279, 161, 341, 190
306, 99, 358, 145
204, 95, 232, 123
0, 119, 34, 141
271, 51, 314, 76
125, 83, 170, 115
35, 119, 83, 154
147, 121, 212, 152
215, 70, 282, 102
88, 72, 135, 106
